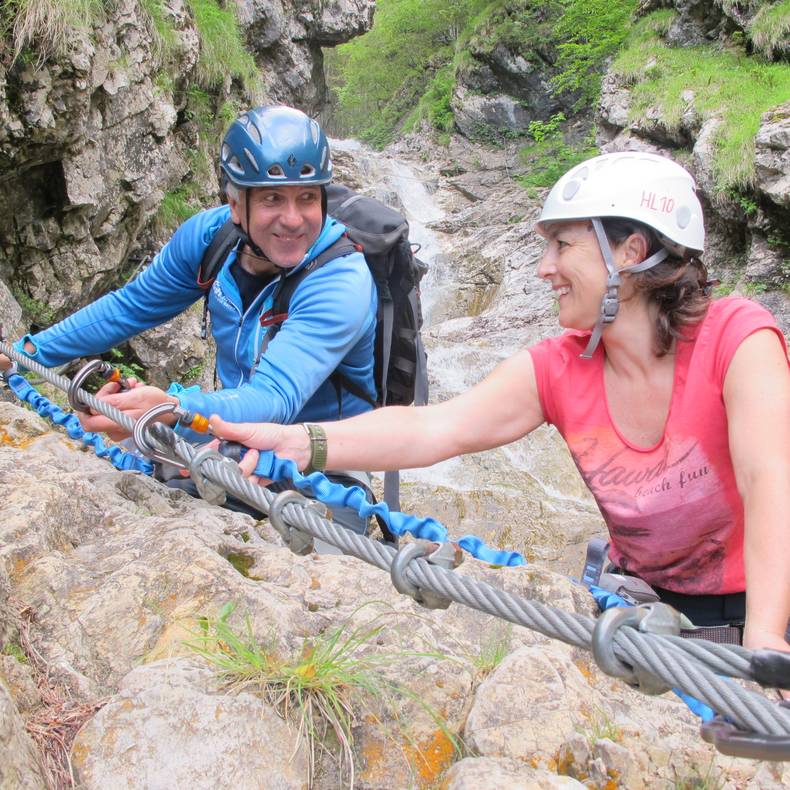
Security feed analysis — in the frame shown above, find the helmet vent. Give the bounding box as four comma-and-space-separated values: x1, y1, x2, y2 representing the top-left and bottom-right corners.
562, 180, 581, 201
267, 164, 286, 178
243, 148, 260, 173
309, 120, 320, 145
227, 155, 245, 176
246, 120, 262, 146
300, 164, 315, 177
676, 205, 691, 229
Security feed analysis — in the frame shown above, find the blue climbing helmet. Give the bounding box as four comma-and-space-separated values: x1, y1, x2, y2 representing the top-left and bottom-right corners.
220, 106, 332, 188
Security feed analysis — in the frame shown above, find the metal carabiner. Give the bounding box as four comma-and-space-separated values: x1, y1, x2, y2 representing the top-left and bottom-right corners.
131, 402, 187, 469
268, 489, 318, 556
390, 540, 464, 610
67, 359, 106, 412
701, 704, 790, 761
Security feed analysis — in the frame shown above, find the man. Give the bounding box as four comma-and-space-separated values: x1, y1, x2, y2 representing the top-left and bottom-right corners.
0, 106, 378, 533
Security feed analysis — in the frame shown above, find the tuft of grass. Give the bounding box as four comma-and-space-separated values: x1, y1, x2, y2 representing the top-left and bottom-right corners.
2, 641, 28, 663
748, 0, 790, 60
613, 11, 790, 191
185, 603, 440, 788
471, 625, 511, 677
671, 758, 725, 790
139, 0, 179, 61
185, 0, 260, 91
0, 0, 105, 64
12, 287, 56, 329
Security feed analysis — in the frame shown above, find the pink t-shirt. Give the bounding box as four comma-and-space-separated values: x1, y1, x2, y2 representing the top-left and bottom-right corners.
529, 297, 787, 595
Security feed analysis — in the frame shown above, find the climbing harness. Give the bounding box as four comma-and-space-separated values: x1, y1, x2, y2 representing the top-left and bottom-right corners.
2, 339, 789, 761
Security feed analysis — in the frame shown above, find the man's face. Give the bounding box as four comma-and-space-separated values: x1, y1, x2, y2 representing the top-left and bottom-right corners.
229, 185, 323, 269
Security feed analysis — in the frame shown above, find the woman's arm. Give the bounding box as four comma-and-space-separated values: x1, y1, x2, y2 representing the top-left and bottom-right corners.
211, 347, 546, 473
723, 329, 790, 653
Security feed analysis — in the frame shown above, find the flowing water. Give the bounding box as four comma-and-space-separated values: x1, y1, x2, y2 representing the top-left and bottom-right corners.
331, 138, 605, 572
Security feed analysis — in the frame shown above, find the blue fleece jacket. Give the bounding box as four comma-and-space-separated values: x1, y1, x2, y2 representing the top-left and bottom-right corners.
17, 205, 377, 435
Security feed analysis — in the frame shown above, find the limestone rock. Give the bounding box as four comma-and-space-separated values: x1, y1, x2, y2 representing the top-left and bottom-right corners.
71, 658, 308, 789
755, 102, 790, 210
0, 681, 46, 788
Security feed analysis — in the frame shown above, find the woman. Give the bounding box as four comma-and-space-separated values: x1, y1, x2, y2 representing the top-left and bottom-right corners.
211, 152, 790, 655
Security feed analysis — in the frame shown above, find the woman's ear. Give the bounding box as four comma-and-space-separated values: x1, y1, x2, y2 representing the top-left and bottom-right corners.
619, 232, 649, 269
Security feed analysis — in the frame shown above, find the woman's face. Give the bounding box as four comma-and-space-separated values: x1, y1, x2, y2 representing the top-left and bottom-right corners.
536, 220, 612, 330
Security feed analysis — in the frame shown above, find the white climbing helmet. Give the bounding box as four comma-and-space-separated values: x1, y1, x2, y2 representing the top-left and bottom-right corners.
535, 151, 705, 255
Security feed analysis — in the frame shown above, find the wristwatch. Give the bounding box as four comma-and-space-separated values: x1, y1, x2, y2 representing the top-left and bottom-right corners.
302, 422, 327, 473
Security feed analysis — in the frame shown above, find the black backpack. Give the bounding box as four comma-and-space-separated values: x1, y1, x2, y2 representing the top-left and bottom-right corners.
198, 184, 429, 410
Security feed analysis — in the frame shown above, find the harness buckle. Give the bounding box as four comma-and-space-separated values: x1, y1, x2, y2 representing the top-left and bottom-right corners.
592, 602, 681, 695
390, 540, 464, 610
700, 702, 790, 761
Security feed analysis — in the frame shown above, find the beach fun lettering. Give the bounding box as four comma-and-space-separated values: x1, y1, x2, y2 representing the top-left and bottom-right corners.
572, 440, 710, 498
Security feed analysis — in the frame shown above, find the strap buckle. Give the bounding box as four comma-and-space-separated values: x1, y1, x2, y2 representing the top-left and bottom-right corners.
592, 602, 682, 695
390, 540, 464, 610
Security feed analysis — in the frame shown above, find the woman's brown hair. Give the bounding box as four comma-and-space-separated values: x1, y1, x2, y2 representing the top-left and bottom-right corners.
602, 218, 710, 356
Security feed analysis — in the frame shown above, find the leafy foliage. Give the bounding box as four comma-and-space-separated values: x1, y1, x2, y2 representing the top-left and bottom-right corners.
748, 0, 790, 60
550, 0, 639, 109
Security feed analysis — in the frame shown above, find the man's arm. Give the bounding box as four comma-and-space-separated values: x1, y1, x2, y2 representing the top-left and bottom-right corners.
724, 329, 790, 655
5, 208, 228, 368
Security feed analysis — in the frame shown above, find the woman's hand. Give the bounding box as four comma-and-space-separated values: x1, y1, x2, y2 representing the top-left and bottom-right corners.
208, 415, 309, 484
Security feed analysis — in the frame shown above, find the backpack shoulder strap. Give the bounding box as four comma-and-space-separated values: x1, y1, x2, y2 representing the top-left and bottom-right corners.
198, 218, 242, 288
272, 235, 359, 314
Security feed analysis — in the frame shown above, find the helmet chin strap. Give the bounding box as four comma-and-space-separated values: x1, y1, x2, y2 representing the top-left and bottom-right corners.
581, 219, 668, 359
233, 188, 269, 261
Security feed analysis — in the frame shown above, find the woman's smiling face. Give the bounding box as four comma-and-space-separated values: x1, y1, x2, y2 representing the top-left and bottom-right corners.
536, 220, 611, 330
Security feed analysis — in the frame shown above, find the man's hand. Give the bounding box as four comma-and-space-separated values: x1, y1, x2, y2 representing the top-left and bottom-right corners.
208, 415, 308, 485
78, 383, 178, 441
0, 353, 12, 372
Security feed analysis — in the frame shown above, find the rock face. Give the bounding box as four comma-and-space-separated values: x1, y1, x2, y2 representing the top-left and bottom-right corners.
1, 396, 788, 788
0, 0, 373, 356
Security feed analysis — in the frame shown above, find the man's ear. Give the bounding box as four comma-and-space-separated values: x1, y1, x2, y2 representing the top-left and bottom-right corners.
227, 193, 242, 225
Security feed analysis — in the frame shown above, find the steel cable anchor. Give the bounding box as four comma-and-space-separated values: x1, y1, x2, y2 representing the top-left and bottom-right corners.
390, 540, 464, 610
592, 602, 681, 695
188, 446, 230, 506
269, 490, 328, 556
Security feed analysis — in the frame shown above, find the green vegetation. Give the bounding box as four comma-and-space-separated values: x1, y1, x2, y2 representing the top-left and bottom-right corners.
186, 0, 260, 91
551, 0, 638, 109
0, 0, 106, 63
327, 0, 638, 147
140, 0, 179, 61
12, 287, 56, 328
748, 0, 790, 60
105, 347, 145, 381
186, 603, 460, 787
2, 641, 28, 664
471, 625, 511, 676
613, 11, 790, 191
518, 113, 598, 193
